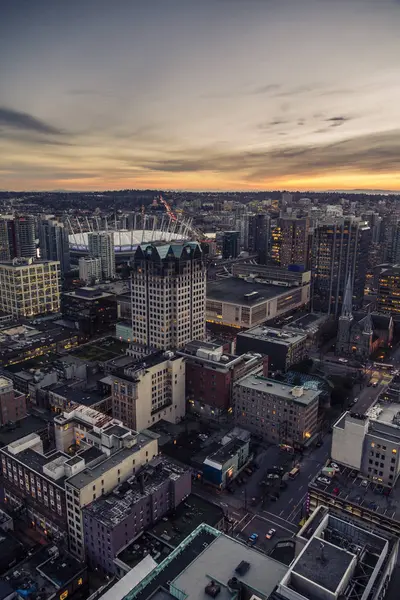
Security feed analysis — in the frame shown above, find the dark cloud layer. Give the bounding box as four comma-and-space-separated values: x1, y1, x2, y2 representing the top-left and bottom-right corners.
0, 107, 62, 135
137, 130, 400, 179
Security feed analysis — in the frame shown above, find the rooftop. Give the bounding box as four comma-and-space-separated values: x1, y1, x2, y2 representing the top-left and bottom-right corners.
236, 374, 321, 406
0, 414, 49, 447
310, 463, 400, 523
67, 430, 158, 490
49, 383, 107, 407
171, 532, 287, 600
83, 457, 188, 529
294, 538, 353, 592
238, 325, 307, 345
207, 278, 291, 306
4, 545, 85, 599
112, 351, 180, 383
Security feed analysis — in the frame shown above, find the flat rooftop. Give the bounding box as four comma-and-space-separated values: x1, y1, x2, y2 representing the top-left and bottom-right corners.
310, 463, 400, 523
0, 414, 49, 447
2, 447, 68, 486
49, 383, 106, 407
238, 325, 306, 345
236, 374, 321, 406
286, 312, 328, 330
207, 278, 289, 306
172, 533, 287, 600
67, 431, 157, 489
84, 457, 188, 529
294, 538, 353, 592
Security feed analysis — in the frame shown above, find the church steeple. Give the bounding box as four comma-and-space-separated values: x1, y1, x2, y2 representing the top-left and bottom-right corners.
362, 309, 373, 335
341, 272, 353, 319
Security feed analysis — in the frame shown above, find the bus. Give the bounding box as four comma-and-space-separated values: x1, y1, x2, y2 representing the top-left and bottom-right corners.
289, 467, 300, 479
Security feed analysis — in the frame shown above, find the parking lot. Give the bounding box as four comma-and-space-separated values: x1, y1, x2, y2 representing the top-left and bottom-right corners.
236, 514, 296, 554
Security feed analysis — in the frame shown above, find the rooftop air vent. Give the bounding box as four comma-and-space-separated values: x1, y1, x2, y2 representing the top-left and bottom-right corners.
205, 581, 221, 598
235, 561, 250, 576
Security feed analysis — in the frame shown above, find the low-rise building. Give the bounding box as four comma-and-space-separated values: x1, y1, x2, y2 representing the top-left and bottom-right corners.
61, 287, 117, 336
0, 376, 26, 425
0, 412, 159, 561
206, 275, 310, 329
236, 325, 307, 372
111, 351, 186, 431
83, 456, 191, 574
0, 258, 60, 318
177, 340, 264, 416
233, 374, 321, 448
202, 427, 250, 489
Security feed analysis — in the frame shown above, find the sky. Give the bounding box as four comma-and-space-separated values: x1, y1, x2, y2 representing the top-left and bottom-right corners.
1, 0, 400, 192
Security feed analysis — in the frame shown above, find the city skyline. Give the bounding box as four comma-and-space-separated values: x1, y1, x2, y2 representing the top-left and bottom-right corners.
1, 0, 400, 192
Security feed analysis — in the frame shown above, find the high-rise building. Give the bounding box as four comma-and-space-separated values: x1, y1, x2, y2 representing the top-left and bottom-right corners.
248, 214, 270, 264
131, 242, 206, 352
0, 258, 61, 317
377, 265, 400, 315
14, 215, 36, 258
279, 216, 310, 269
78, 256, 102, 283
222, 231, 240, 259
87, 231, 115, 280
311, 218, 371, 316
0, 215, 36, 260
39, 219, 70, 274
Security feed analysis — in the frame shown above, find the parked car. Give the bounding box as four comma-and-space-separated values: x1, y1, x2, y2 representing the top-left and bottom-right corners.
317, 476, 331, 485
267, 473, 280, 480
266, 528, 276, 540
330, 462, 340, 470
333, 487, 340, 495
361, 479, 368, 487
248, 533, 258, 545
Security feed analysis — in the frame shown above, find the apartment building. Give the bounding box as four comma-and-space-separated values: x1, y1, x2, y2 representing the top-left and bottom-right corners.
78, 256, 102, 283
111, 351, 186, 431
233, 374, 321, 448
82, 457, 191, 574
377, 264, 400, 315
177, 340, 265, 416
0, 258, 61, 317
0, 407, 158, 561
131, 242, 206, 352
87, 231, 115, 280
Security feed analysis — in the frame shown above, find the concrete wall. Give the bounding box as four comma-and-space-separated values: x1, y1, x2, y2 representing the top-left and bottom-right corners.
331, 414, 368, 470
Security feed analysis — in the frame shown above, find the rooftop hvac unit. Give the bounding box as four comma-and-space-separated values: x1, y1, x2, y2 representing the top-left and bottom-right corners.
205, 581, 221, 598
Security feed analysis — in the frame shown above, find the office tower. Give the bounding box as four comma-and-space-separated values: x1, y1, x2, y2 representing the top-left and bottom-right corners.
14, 215, 36, 258
377, 265, 400, 315
0, 216, 16, 260
0, 258, 61, 317
271, 223, 282, 264
311, 218, 371, 316
87, 231, 115, 279
131, 242, 206, 351
39, 219, 70, 275
78, 256, 102, 283
222, 231, 240, 259
248, 214, 270, 264
279, 216, 310, 269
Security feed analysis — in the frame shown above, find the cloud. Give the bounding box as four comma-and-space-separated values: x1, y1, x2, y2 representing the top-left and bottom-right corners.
133, 130, 400, 180
0, 107, 63, 135
326, 116, 351, 127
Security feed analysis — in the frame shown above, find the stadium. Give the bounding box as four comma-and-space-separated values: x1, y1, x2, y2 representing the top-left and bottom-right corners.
67, 214, 194, 261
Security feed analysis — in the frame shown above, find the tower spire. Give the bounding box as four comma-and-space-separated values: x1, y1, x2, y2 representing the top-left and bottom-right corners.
341, 272, 353, 318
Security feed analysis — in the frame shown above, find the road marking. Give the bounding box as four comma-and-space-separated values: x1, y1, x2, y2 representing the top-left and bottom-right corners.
288, 497, 293, 504
258, 512, 297, 534
235, 513, 249, 530
279, 510, 284, 516
299, 485, 303, 492
308, 473, 313, 479
241, 514, 254, 532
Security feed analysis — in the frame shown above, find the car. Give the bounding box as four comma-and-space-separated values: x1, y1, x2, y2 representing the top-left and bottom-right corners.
333, 487, 340, 495
248, 533, 258, 545
372, 381, 378, 387
316, 439, 323, 448
317, 476, 331, 484
266, 528, 276, 540
330, 462, 340, 470
361, 479, 368, 487
338, 358, 348, 364
267, 473, 280, 479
